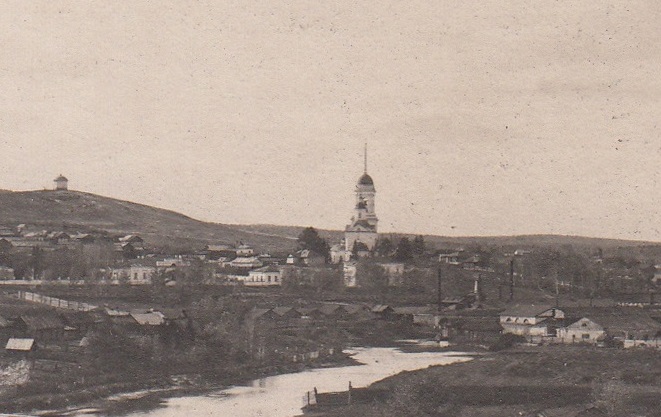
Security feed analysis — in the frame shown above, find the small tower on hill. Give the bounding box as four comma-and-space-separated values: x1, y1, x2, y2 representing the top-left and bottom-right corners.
54, 175, 68, 191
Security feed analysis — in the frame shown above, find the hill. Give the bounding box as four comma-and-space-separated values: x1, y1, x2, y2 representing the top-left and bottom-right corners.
240, 224, 661, 251
0, 190, 658, 255
0, 190, 297, 252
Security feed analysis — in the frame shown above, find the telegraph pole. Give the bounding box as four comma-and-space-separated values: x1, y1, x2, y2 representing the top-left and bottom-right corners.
437, 266, 442, 313
509, 259, 514, 302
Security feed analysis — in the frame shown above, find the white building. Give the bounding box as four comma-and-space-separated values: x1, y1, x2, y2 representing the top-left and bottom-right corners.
343, 261, 358, 287
378, 262, 405, 286
244, 266, 282, 286
499, 305, 565, 339
230, 256, 263, 270
236, 244, 255, 257
557, 317, 605, 344
109, 265, 155, 285
54, 174, 68, 191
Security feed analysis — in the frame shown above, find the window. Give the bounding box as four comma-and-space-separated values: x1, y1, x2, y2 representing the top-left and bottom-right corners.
581, 322, 588, 327
582, 334, 590, 339
523, 319, 529, 324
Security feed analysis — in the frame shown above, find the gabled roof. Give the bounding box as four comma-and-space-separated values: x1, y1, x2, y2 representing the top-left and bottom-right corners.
296, 307, 322, 317
564, 317, 604, 331
348, 220, 376, 231
19, 315, 64, 331
393, 306, 435, 315
318, 304, 343, 316
587, 311, 661, 334
371, 304, 393, 313
343, 304, 370, 315
500, 304, 556, 318
247, 308, 274, 321
130, 312, 165, 326
6, 338, 35, 351
272, 306, 298, 317
250, 265, 281, 274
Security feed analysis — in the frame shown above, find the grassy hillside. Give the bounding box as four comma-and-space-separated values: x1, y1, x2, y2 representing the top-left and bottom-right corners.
0, 190, 658, 255
0, 190, 297, 252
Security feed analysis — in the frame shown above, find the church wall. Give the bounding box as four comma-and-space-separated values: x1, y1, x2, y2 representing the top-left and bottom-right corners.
344, 231, 378, 252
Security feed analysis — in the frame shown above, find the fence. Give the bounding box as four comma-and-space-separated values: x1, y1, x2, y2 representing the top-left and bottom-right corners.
17, 291, 97, 311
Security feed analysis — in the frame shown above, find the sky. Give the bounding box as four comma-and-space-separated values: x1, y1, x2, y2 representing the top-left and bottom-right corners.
1, 1, 661, 241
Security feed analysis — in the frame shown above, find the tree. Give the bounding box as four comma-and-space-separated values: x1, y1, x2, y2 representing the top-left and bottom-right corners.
412, 235, 425, 256
375, 237, 394, 257
297, 227, 330, 260
394, 238, 413, 262
357, 261, 389, 299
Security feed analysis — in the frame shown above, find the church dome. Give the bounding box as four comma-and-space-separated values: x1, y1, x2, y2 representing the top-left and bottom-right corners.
358, 173, 374, 186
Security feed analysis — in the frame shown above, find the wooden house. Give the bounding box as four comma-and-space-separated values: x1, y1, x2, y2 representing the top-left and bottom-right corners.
12, 314, 65, 343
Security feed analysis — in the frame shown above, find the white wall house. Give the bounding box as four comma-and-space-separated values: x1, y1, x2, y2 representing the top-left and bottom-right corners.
244, 266, 282, 286
343, 262, 358, 287
557, 318, 605, 344
500, 305, 565, 338
109, 265, 155, 285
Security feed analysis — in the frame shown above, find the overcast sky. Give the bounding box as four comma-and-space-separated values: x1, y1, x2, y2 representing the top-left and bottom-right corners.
1, 1, 660, 241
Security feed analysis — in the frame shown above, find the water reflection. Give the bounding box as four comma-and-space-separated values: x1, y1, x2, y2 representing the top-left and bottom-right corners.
65, 347, 472, 417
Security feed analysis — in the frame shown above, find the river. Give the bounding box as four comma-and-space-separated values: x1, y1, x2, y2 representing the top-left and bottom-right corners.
60, 347, 473, 417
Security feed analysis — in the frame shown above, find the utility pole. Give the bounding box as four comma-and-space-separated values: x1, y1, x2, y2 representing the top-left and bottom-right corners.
437, 266, 442, 313
509, 259, 514, 302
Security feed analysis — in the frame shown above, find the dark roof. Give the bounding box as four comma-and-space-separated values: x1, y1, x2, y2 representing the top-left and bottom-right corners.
54, 175, 68, 182
272, 307, 299, 317
19, 315, 64, 331
454, 317, 503, 332
393, 306, 435, 315
343, 304, 370, 314
351, 220, 375, 231
358, 173, 374, 186
587, 311, 661, 335
318, 304, 343, 316
500, 304, 556, 318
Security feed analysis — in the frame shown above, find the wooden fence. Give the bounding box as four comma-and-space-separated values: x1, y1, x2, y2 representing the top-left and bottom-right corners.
17, 291, 97, 311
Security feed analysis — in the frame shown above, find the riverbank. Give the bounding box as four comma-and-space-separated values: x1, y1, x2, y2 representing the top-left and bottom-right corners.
6, 353, 360, 416
304, 345, 661, 417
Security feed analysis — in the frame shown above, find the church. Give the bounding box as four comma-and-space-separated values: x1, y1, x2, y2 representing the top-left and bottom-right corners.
330, 146, 379, 263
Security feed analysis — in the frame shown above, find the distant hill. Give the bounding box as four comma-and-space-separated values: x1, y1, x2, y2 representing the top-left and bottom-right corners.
242, 225, 661, 253
0, 190, 298, 252
0, 190, 658, 255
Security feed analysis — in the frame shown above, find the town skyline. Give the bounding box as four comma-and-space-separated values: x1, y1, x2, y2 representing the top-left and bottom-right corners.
1, 2, 660, 241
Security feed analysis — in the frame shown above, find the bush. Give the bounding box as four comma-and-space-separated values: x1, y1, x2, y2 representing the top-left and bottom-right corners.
489, 333, 526, 351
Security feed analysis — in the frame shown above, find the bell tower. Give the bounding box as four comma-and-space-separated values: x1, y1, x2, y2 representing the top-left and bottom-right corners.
344, 143, 378, 252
